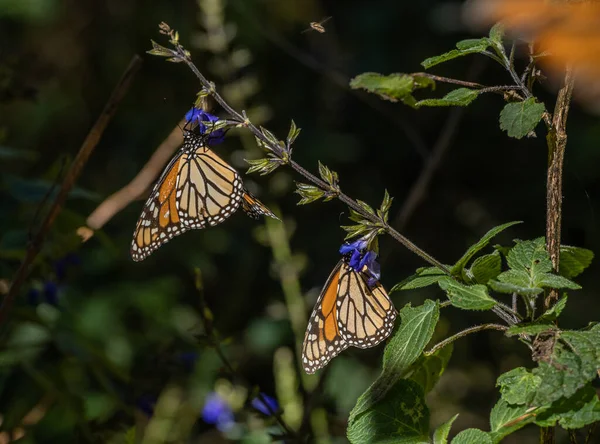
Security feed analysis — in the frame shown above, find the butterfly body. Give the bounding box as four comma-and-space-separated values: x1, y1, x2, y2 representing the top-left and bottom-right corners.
302, 258, 397, 374
131, 130, 275, 261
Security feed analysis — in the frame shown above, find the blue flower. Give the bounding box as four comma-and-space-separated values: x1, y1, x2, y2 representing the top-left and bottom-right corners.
339, 238, 368, 255
185, 107, 225, 145
359, 251, 381, 287
251, 393, 279, 416
202, 392, 235, 432
54, 253, 80, 282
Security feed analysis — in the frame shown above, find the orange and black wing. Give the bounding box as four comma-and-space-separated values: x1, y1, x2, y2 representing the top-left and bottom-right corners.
336, 263, 397, 348
131, 152, 189, 262
241, 191, 279, 220
302, 260, 348, 374
175, 145, 244, 228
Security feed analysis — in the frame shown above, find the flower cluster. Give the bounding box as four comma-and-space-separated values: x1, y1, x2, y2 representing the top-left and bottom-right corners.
339, 237, 381, 287
27, 253, 81, 307
185, 107, 225, 145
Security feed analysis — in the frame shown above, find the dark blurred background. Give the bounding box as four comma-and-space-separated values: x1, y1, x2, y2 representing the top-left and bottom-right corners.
1, 0, 598, 442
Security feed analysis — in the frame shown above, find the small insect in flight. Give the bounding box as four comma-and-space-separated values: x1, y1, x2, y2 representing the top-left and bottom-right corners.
301, 16, 332, 34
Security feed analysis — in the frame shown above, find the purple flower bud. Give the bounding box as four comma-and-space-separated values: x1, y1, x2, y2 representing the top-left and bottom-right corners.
251, 393, 279, 416
202, 392, 235, 432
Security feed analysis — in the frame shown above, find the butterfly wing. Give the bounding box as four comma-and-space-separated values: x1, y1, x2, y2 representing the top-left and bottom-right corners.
176, 145, 244, 228
302, 261, 348, 374
336, 263, 397, 348
131, 152, 189, 262
241, 191, 279, 220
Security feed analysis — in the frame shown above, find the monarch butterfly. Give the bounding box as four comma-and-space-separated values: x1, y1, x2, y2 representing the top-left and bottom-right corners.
131, 130, 277, 261
301, 16, 332, 34
301, 249, 397, 374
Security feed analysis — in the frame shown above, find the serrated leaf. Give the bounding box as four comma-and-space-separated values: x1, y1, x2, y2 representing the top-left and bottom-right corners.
350, 72, 433, 107
245, 158, 280, 175
499, 98, 546, 139
505, 323, 555, 337
489, 23, 505, 46
391, 267, 447, 292
531, 329, 600, 405
451, 221, 522, 275
489, 399, 536, 443
416, 88, 479, 107
538, 295, 567, 322
433, 414, 459, 444
488, 279, 543, 296
536, 273, 580, 290
507, 238, 552, 273
438, 278, 497, 310
422, 38, 491, 70
559, 246, 594, 278
534, 385, 600, 429
497, 367, 541, 405
349, 301, 439, 423
451, 428, 492, 444
347, 380, 429, 444
469, 251, 501, 284
407, 344, 453, 394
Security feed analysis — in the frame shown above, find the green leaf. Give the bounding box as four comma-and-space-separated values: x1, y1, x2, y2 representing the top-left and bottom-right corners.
347, 380, 430, 444
422, 38, 491, 69
391, 267, 447, 292
438, 278, 497, 311
378, 189, 393, 222
536, 273, 580, 290
468, 251, 501, 284
245, 157, 280, 175
489, 23, 505, 46
407, 344, 453, 394
318, 161, 338, 187
350, 73, 433, 107
535, 385, 600, 429
433, 414, 459, 444
538, 295, 567, 322
451, 221, 522, 275
286, 119, 301, 147
451, 428, 492, 444
488, 278, 544, 296
416, 88, 479, 107
499, 98, 546, 139
356, 200, 375, 215
147, 39, 173, 57
532, 329, 600, 405
349, 301, 439, 423
496, 367, 541, 405
295, 182, 325, 205
489, 398, 536, 443
559, 245, 594, 278
505, 323, 555, 337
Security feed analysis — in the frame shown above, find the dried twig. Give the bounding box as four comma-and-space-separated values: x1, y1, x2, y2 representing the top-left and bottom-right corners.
0, 55, 143, 325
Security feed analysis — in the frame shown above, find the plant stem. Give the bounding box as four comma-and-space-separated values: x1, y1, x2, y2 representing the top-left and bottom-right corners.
545, 67, 575, 309
0, 55, 143, 326
411, 72, 522, 96
425, 323, 507, 356
176, 45, 451, 275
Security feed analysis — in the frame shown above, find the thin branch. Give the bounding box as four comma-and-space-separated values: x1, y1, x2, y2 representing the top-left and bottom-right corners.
193, 270, 296, 439
411, 72, 522, 96
425, 323, 508, 356
0, 55, 143, 325
169, 38, 451, 275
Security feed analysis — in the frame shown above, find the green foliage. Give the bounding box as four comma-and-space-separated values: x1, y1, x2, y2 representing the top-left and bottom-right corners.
438, 278, 497, 311
499, 98, 546, 139
451, 428, 492, 444
407, 344, 453, 394
349, 72, 435, 107
496, 368, 541, 405
534, 385, 600, 429
433, 414, 458, 444
421, 38, 492, 69
415, 88, 479, 107
347, 380, 430, 444
489, 399, 536, 443
286, 119, 301, 148
465, 251, 501, 284
295, 182, 325, 205
349, 301, 439, 423
559, 245, 594, 278
505, 323, 556, 337
489, 238, 580, 295
391, 267, 447, 292
451, 221, 521, 275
